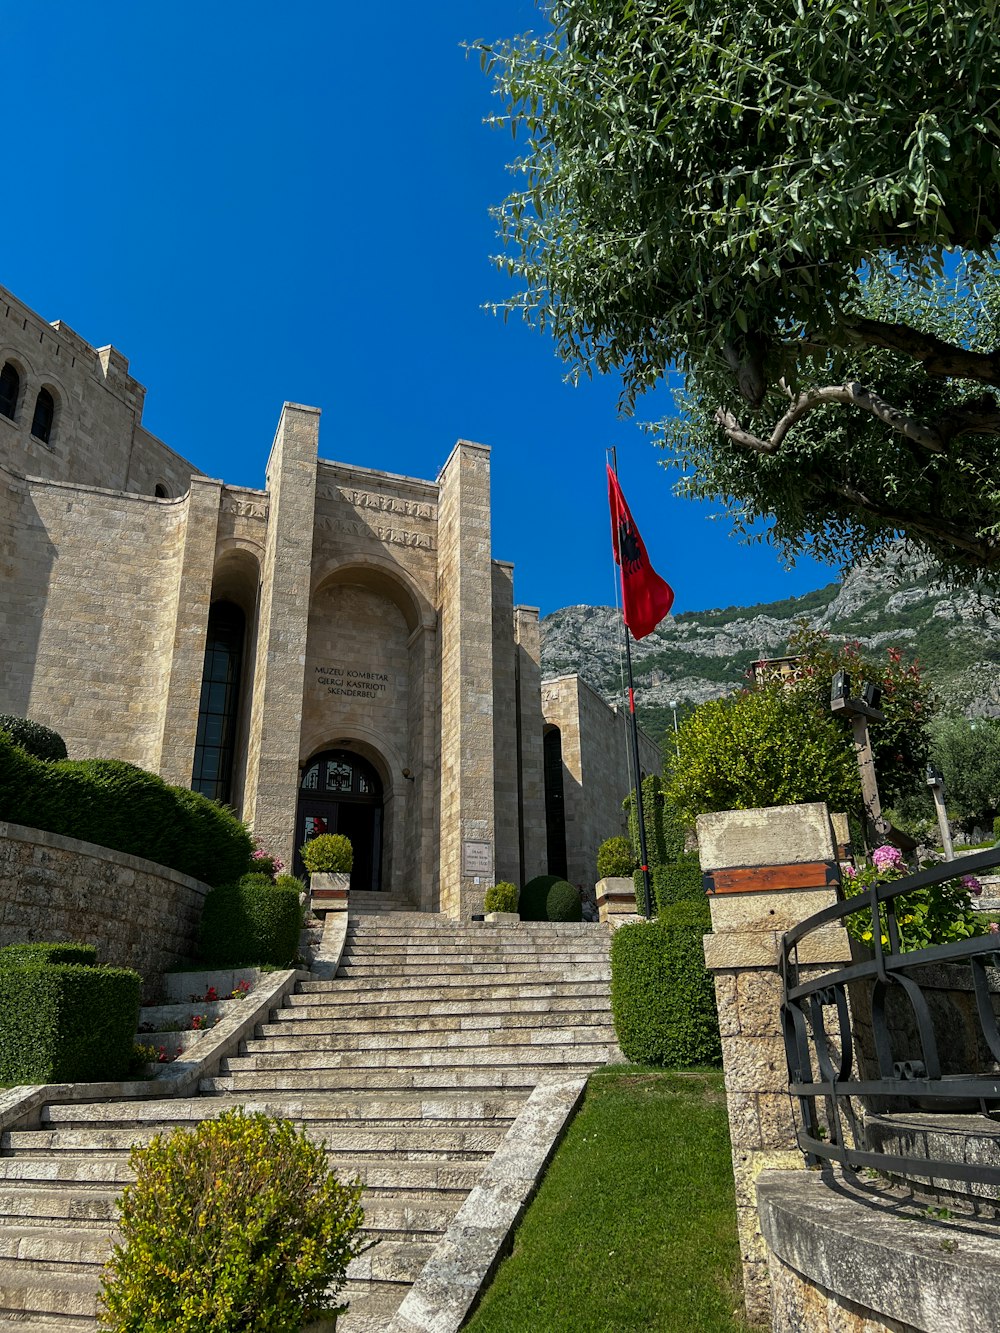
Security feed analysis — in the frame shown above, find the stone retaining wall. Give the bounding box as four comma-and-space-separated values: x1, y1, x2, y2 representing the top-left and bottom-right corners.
0, 821, 209, 999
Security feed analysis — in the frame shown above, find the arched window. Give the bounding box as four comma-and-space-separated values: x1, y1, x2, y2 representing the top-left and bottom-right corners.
154, 483, 169, 499
543, 726, 568, 879
31, 388, 54, 444
0, 363, 19, 421
191, 601, 245, 804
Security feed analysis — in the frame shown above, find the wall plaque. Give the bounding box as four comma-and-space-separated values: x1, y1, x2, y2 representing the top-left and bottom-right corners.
313, 664, 391, 700
462, 840, 493, 876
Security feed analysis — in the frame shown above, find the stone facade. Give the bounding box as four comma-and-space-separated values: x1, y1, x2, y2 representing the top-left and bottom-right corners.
0, 283, 645, 914
0, 821, 209, 1001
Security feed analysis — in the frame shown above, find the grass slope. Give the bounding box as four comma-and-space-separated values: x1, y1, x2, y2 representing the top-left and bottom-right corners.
463, 1068, 752, 1333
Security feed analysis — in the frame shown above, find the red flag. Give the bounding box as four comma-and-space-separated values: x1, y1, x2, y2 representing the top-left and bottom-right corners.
607, 465, 674, 639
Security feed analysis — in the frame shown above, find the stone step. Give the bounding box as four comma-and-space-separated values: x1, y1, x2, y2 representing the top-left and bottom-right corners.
333, 965, 611, 984
200, 1063, 597, 1094
338, 950, 608, 967
43, 1091, 527, 1129
338, 1278, 409, 1330
0, 1268, 100, 1319
226, 1038, 615, 1070
261, 1003, 606, 1031
289, 979, 609, 1004
7, 1122, 505, 1160
243, 1024, 617, 1055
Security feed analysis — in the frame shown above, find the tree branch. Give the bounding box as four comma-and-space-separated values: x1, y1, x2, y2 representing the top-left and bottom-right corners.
833, 483, 998, 563
846, 318, 1000, 387
714, 382, 950, 454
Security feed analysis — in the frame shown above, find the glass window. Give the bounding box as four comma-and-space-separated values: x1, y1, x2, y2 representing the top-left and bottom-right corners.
326, 761, 352, 792
0, 363, 19, 421
31, 388, 54, 444
191, 601, 245, 803
301, 763, 319, 790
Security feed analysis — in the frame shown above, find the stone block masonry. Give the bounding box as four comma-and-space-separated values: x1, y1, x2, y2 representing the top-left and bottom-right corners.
0, 822, 209, 1002
699, 802, 851, 1324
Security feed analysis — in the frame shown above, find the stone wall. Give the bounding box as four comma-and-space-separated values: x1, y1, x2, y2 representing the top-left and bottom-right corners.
0, 821, 209, 1001
0, 283, 197, 497
541, 674, 660, 902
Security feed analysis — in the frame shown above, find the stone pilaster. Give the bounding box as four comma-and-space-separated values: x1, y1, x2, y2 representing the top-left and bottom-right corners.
242, 404, 319, 867
155, 477, 223, 786
514, 606, 546, 884
492, 562, 520, 888
436, 441, 495, 917
699, 802, 851, 1324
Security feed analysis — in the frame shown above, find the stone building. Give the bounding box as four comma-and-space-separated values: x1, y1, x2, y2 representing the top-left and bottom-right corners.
0, 283, 658, 915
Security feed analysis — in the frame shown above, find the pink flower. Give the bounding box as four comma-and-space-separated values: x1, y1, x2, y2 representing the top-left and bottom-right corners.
989, 922, 999, 935
962, 874, 984, 897
872, 845, 903, 872
844, 864, 856, 879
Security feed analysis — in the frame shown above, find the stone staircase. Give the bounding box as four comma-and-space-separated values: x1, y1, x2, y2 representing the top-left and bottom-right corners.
0, 913, 618, 1329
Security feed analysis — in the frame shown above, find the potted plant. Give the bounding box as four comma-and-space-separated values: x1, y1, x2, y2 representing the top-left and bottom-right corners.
300, 834, 353, 913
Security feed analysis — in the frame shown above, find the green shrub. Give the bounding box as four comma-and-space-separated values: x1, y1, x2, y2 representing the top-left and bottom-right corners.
624, 775, 685, 871
300, 833, 353, 874
0, 715, 68, 761
994, 814, 1000, 842
596, 836, 634, 880
199, 876, 303, 967
0, 942, 98, 968
634, 852, 706, 915
0, 733, 251, 886
610, 901, 720, 1068
519, 875, 582, 922
484, 881, 519, 913
274, 873, 306, 895
0, 959, 141, 1083
98, 1109, 365, 1332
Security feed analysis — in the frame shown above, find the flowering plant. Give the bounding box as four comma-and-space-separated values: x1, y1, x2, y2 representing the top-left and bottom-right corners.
189, 1014, 213, 1032
189, 986, 219, 1004
842, 846, 988, 952
251, 843, 285, 880
230, 979, 252, 1000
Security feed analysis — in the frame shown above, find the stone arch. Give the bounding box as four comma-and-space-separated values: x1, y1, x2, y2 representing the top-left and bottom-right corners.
311, 554, 436, 635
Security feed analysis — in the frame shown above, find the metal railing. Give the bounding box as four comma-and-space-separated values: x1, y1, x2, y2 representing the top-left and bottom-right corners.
781, 845, 1000, 1187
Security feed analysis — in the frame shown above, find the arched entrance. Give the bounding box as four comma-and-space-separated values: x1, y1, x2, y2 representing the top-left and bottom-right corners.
295, 749, 383, 892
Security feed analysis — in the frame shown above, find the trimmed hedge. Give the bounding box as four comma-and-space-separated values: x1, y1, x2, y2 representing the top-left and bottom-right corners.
519, 875, 583, 923
0, 958, 141, 1083
484, 881, 519, 914
0, 716, 67, 762
0, 942, 98, 968
634, 852, 706, 915
596, 835, 635, 881
0, 733, 252, 886
610, 900, 720, 1068
199, 875, 303, 967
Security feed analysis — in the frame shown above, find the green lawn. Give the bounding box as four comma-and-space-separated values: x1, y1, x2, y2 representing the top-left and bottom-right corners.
463, 1068, 753, 1333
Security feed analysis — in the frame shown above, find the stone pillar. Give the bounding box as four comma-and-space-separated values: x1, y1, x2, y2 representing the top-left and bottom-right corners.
595, 876, 637, 924
156, 477, 223, 786
242, 404, 319, 868
436, 441, 496, 918
514, 605, 546, 884
699, 802, 852, 1324
492, 562, 520, 888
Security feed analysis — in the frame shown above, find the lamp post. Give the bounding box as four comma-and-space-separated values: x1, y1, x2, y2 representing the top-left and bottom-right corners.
670, 699, 680, 758
926, 763, 954, 861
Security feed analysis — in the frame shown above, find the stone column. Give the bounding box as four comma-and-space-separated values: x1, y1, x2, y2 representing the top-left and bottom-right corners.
514, 605, 546, 884
436, 441, 495, 918
699, 802, 852, 1323
492, 562, 520, 888
156, 477, 223, 786
242, 403, 319, 868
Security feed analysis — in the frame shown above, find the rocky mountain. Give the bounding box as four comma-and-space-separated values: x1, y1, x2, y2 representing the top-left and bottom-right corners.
540, 545, 1000, 749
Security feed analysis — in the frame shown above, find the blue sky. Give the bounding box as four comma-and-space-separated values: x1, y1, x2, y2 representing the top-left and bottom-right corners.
3, 2, 835, 617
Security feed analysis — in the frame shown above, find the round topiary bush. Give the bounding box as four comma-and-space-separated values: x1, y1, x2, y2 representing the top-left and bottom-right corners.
519, 874, 583, 922
484, 881, 519, 913
98, 1108, 365, 1332
300, 833, 353, 874
610, 899, 720, 1068
597, 835, 635, 880
0, 715, 67, 761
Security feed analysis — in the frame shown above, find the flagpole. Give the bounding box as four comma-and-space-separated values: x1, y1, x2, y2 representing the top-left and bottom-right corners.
609, 448, 653, 920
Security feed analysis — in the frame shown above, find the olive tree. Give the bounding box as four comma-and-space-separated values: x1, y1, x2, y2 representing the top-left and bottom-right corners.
478, 1, 1000, 582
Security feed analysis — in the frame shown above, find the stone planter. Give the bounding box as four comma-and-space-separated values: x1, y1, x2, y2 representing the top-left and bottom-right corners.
309, 872, 349, 914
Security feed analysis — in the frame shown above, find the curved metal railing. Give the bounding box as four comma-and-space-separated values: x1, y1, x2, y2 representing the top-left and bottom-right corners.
781, 845, 1000, 1187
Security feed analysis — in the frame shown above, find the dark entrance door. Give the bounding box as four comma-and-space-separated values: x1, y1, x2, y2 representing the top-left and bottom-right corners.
294, 749, 384, 892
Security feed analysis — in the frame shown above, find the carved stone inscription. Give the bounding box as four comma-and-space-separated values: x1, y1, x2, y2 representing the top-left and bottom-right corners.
316, 515, 436, 550
314, 664, 391, 700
